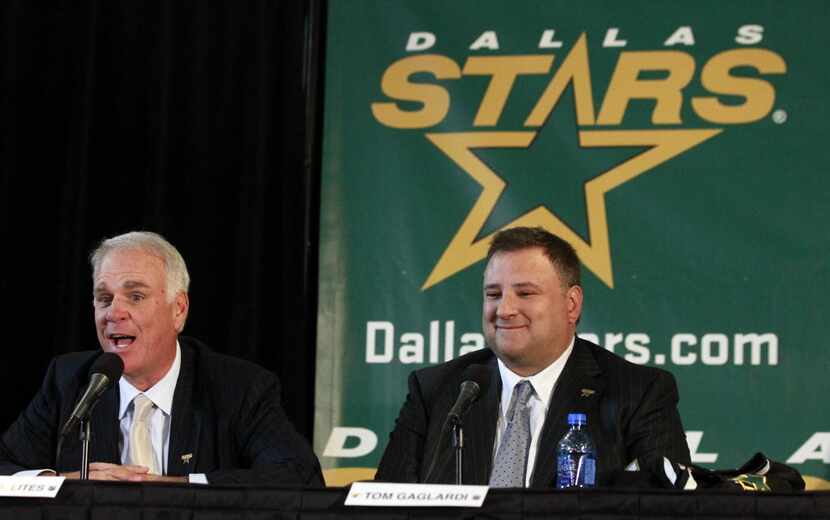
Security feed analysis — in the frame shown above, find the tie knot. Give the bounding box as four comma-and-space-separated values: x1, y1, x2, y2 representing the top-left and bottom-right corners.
507, 380, 534, 421
132, 394, 155, 422
514, 380, 533, 403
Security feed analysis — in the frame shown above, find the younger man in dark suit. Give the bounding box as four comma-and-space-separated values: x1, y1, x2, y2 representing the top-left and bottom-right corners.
376, 227, 690, 487
0, 231, 323, 485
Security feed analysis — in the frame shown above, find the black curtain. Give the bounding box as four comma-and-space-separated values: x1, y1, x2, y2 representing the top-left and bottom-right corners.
0, 0, 324, 440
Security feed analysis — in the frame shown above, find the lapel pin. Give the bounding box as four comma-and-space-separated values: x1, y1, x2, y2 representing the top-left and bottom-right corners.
580, 388, 595, 397
181, 453, 193, 464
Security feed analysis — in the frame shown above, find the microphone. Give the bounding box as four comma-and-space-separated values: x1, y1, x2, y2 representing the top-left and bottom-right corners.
59, 353, 124, 437
423, 364, 490, 483
447, 364, 491, 425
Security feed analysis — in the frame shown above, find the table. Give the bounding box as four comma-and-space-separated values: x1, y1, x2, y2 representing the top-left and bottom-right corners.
1, 481, 829, 519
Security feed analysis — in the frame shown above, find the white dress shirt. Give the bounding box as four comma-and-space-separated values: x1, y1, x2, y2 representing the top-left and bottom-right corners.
493, 336, 574, 486
118, 344, 179, 474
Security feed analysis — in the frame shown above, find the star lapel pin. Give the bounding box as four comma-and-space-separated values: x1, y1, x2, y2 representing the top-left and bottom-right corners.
580, 388, 596, 398
181, 453, 193, 464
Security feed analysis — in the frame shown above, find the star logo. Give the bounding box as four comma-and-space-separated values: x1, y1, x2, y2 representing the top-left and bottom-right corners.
421, 127, 721, 290
367, 33, 783, 290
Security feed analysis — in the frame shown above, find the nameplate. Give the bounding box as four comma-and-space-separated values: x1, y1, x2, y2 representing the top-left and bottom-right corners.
0, 476, 65, 498
345, 482, 488, 507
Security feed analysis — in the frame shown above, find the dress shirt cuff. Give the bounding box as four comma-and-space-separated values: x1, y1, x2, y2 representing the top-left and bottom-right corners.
14, 469, 57, 477
188, 473, 209, 484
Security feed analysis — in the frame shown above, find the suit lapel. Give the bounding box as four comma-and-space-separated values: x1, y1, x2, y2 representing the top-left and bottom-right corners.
166, 342, 202, 476
530, 339, 605, 487
461, 355, 501, 484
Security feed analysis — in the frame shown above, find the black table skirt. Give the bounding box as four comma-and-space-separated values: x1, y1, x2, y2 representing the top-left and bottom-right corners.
1, 481, 829, 519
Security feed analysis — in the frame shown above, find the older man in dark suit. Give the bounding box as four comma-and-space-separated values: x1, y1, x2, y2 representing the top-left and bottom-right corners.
376, 227, 690, 487
0, 231, 322, 485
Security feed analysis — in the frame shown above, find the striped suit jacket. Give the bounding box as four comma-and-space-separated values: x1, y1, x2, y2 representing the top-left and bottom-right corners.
375, 337, 691, 487
0, 336, 323, 485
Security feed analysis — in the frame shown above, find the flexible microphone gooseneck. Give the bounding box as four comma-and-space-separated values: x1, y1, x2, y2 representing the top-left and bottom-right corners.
59, 353, 124, 438
423, 364, 490, 483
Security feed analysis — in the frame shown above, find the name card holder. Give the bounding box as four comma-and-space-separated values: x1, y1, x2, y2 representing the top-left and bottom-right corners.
0, 476, 65, 498
345, 482, 488, 507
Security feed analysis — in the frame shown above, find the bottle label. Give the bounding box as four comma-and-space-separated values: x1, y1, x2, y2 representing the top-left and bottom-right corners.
580, 456, 596, 486
556, 452, 596, 488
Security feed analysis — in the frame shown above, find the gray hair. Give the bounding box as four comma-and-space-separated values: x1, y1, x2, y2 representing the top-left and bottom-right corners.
90, 231, 190, 301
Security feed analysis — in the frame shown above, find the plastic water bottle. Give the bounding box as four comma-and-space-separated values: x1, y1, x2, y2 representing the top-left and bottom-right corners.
556, 413, 596, 488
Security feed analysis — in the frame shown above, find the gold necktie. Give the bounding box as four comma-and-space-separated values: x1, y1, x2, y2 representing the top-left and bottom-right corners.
129, 394, 160, 474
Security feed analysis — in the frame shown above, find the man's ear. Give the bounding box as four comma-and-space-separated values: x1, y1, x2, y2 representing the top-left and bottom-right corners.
173, 292, 189, 332
566, 285, 583, 325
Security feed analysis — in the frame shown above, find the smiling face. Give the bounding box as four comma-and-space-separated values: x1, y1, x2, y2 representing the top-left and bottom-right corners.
93, 248, 188, 390
482, 247, 583, 376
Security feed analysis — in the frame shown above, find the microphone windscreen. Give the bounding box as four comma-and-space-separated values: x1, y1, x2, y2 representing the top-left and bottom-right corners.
461, 364, 490, 393
89, 352, 125, 381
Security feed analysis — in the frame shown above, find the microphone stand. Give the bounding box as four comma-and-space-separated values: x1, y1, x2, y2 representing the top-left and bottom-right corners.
450, 417, 463, 485
79, 419, 91, 480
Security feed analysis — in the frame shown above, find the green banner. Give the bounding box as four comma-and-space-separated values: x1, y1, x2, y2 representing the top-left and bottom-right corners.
315, 0, 830, 487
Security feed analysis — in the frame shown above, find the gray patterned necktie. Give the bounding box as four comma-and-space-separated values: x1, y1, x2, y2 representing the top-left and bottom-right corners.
489, 380, 534, 487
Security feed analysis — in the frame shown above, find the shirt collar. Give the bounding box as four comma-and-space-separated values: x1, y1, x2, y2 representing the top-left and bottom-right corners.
497, 336, 575, 414
118, 341, 181, 419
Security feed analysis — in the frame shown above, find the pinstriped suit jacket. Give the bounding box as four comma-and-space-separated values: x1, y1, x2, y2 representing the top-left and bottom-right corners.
0, 337, 323, 485
375, 337, 691, 487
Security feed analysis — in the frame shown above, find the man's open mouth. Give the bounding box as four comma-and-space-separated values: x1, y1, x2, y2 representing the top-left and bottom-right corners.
108, 334, 136, 347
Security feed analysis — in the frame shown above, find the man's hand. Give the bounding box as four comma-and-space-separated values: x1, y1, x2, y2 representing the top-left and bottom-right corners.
60, 462, 184, 482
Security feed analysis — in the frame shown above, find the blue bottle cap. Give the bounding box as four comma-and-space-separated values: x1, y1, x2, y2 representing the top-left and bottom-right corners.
567, 413, 587, 426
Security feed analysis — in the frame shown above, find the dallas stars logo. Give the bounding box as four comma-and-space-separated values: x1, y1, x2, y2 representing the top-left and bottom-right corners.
421, 128, 720, 289
371, 33, 785, 289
